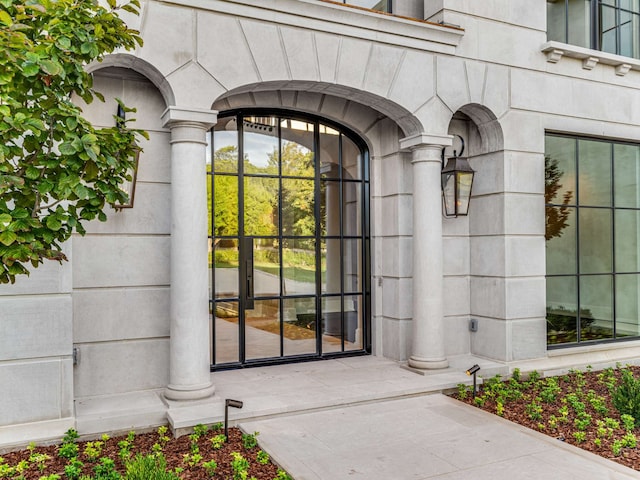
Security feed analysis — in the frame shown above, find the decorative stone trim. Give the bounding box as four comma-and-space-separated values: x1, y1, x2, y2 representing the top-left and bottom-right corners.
545, 49, 564, 63
541, 41, 640, 76
615, 64, 632, 76
399, 133, 453, 151
161, 106, 218, 129
164, 0, 464, 53
582, 57, 599, 70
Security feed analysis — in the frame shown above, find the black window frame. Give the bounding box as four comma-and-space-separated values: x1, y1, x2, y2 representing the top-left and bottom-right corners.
545, 132, 640, 348
548, 0, 640, 58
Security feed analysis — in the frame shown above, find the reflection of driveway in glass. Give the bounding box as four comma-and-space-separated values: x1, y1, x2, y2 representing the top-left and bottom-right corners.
212, 267, 315, 297
212, 314, 342, 362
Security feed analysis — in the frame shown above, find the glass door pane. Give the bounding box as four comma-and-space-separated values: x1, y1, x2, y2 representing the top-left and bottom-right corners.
213, 300, 239, 364
283, 297, 317, 356
245, 299, 281, 360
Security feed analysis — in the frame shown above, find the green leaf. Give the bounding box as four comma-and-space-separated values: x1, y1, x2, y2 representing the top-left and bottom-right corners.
59, 142, 76, 155
0, 10, 13, 27
56, 37, 72, 50
73, 184, 89, 199
12, 208, 29, 219
66, 117, 78, 130
37, 180, 54, 194
25, 118, 45, 131
22, 62, 39, 77
25, 166, 40, 180
0, 230, 17, 246
81, 133, 97, 145
45, 216, 62, 231
0, 213, 11, 230
84, 160, 99, 180
40, 59, 63, 76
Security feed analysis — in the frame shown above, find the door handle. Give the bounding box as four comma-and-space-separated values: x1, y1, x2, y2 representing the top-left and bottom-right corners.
245, 238, 254, 310
246, 262, 254, 309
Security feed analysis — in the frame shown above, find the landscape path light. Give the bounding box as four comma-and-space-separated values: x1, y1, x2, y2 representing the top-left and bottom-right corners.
224, 398, 244, 440
466, 364, 480, 398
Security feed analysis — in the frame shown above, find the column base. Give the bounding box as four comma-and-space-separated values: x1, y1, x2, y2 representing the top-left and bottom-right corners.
164, 382, 215, 401
408, 355, 449, 370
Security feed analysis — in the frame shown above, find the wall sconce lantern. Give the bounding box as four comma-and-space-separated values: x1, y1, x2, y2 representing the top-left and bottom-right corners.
115, 103, 139, 210
441, 136, 474, 217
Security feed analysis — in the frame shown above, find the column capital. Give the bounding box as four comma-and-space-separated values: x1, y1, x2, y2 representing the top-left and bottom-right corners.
161, 106, 218, 130
399, 133, 453, 152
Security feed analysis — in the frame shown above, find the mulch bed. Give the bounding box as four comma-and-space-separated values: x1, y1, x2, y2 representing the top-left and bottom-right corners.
452, 365, 640, 471
0, 426, 284, 479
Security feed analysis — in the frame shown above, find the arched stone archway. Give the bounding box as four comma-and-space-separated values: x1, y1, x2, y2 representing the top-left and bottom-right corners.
442, 103, 546, 363
88, 54, 175, 108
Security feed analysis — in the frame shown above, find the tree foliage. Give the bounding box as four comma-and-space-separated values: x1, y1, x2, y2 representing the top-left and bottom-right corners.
545, 155, 573, 241
0, 0, 147, 283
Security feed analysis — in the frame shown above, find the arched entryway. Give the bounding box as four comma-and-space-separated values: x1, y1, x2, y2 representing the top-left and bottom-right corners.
208, 109, 371, 368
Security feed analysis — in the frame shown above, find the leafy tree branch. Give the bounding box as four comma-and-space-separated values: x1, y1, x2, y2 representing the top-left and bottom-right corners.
0, 0, 147, 283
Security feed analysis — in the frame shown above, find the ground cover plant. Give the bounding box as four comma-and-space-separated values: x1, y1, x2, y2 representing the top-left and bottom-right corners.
453, 364, 640, 470
0, 424, 292, 480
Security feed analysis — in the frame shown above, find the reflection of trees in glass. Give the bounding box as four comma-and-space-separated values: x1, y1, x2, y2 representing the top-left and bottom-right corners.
545, 155, 573, 241
210, 146, 237, 236
269, 142, 315, 240
212, 142, 315, 238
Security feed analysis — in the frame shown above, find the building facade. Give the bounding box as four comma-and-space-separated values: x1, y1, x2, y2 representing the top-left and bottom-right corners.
3, 0, 640, 446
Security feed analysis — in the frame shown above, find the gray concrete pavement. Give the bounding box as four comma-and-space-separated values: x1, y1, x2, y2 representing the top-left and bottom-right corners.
241, 394, 640, 480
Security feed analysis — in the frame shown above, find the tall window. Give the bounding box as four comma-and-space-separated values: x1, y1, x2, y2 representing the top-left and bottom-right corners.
547, 0, 640, 58
334, 0, 391, 13
546, 134, 640, 346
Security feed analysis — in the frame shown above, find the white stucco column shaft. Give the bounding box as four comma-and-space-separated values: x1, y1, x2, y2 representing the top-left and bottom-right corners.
162, 106, 218, 401
400, 134, 452, 370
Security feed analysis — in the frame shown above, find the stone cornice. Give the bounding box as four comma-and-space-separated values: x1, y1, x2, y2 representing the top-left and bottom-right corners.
162, 0, 464, 54
541, 41, 640, 76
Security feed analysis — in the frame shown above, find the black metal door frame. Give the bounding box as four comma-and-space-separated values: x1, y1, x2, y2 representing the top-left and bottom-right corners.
210, 109, 371, 370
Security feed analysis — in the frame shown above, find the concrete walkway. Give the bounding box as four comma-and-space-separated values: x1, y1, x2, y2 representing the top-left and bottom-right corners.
241, 394, 640, 480
74, 353, 640, 479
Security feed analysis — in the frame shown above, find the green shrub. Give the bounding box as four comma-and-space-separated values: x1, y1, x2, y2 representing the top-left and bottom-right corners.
612, 368, 640, 426
125, 454, 179, 480
242, 432, 259, 450
94, 457, 121, 480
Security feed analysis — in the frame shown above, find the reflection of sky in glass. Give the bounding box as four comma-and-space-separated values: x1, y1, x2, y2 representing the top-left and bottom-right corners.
210, 130, 237, 165
209, 130, 278, 168
209, 119, 339, 167
244, 132, 278, 168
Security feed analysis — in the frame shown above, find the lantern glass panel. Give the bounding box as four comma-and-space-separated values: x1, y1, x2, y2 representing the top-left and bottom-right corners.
456, 171, 473, 215
442, 171, 456, 216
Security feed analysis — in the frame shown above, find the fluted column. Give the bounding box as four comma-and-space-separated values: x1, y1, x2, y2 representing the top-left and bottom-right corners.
400, 134, 452, 370
162, 106, 217, 401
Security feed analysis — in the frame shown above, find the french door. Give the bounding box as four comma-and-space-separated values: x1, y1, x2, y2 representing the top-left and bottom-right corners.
208, 110, 370, 368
